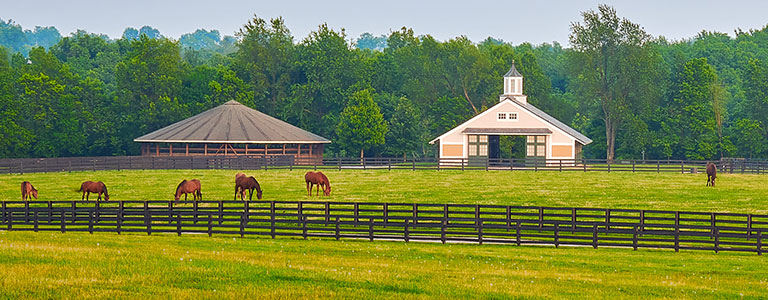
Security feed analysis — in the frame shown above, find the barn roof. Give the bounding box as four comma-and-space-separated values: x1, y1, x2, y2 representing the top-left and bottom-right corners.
504, 62, 523, 77
134, 100, 330, 144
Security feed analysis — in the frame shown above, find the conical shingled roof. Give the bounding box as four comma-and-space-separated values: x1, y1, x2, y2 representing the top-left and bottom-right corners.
134, 100, 330, 144
504, 62, 522, 77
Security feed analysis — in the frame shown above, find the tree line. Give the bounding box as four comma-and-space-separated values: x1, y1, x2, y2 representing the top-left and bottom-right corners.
2, 5, 768, 160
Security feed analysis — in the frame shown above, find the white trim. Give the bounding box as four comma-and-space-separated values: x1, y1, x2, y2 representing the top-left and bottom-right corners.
430, 98, 582, 144
429, 100, 515, 144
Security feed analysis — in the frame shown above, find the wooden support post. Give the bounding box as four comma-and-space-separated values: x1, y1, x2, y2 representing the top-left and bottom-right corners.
245, 144, 248, 155
169, 144, 173, 156
204, 144, 208, 156
633, 225, 638, 250
674, 211, 680, 252
270, 201, 276, 238
144, 201, 151, 235
117, 201, 123, 235
516, 221, 521, 246
592, 223, 598, 249
185, 144, 189, 156
369, 218, 374, 241
156, 143, 159, 156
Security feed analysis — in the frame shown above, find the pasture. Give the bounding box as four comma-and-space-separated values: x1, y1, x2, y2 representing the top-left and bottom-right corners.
1, 169, 768, 298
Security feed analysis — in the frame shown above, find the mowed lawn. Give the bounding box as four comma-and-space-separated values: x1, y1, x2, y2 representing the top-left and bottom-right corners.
1, 169, 768, 299
0, 169, 767, 213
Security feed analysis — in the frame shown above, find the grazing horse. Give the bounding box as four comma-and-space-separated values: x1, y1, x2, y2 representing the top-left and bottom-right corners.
305, 171, 331, 196
235, 172, 246, 182
175, 179, 202, 201
79, 181, 109, 201
235, 176, 263, 201
706, 162, 717, 187
21, 181, 38, 201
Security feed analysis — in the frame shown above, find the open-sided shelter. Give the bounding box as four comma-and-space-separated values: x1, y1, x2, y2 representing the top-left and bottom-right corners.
134, 100, 330, 162
430, 64, 592, 163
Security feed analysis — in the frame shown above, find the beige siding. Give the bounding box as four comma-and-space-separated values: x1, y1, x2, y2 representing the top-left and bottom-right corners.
551, 145, 573, 158
442, 144, 463, 157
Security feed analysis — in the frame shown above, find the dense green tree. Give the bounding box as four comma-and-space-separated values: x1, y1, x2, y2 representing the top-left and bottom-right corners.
235, 16, 295, 115
385, 96, 423, 159
336, 89, 388, 158
568, 4, 662, 160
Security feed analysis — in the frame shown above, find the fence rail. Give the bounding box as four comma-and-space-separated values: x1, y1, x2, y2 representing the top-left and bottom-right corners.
2, 200, 766, 255
0, 155, 766, 174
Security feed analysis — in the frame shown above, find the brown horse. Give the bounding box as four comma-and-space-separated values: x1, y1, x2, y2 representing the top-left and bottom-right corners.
21, 181, 38, 201
175, 179, 202, 201
706, 162, 717, 187
235, 172, 246, 182
235, 176, 263, 200
79, 181, 109, 201
305, 171, 331, 196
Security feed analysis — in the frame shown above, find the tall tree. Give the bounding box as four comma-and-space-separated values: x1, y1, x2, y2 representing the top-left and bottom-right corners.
385, 96, 422, 159
568, 5, 661, 160
235, 16, 295, 115
336, 89, 388, 158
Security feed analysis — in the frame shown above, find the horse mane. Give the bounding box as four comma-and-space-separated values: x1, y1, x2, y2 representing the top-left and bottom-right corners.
176, 180, 188, 194
100, 182, 108, 196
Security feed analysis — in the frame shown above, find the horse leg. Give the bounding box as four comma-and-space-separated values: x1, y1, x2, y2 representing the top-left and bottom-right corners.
82, 191, 85, 201
248, 188, 253, 201
306, 181, 311, 196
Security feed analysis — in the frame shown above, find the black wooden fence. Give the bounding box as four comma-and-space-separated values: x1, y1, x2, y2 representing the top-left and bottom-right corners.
2, 200, 766, 255
0, 155, 765, 174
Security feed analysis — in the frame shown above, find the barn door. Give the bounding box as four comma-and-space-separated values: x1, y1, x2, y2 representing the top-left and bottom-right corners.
468, 134, 488, 166
526, 135, 546, 165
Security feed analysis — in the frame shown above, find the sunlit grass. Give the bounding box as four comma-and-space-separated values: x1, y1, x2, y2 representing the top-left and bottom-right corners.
1, 169, 768, 298
1, 231, 767, 299
0, 169, 766, 213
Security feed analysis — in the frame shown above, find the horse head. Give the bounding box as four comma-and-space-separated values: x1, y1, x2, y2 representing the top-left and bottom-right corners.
324, 185, 331, 196
31, 188, 38, 199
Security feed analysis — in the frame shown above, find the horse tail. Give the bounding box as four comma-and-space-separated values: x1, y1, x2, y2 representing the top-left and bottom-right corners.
76, 183, 84, 192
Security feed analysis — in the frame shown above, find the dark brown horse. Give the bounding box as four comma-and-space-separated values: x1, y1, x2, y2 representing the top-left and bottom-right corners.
305, 171, 331, 196
235, 176, 262, 200
706, 162, 717, 187
79, 181, 109, 201
21, 181, 37, 201
175, 179, 202, 201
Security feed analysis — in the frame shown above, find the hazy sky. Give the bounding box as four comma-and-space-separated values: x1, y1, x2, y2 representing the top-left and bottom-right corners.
3, 0, 768, 45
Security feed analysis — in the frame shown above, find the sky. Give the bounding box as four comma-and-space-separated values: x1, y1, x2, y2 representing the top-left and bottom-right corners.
2, 0, 768, 45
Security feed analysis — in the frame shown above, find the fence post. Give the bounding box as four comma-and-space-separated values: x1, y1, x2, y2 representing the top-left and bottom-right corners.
758, 230, 763, 256
605, 209, 611, 231
270, 201, 276, 238
60, 211, 65, 233
553, 222, 558, 248
516, 221, 521, 246
506, 206, 512, 231
88, 210, 93, 234
478, 219, 483, 245
412, 159, 415, 171
711, 212, 716, 238
117, 201, 123, 235
302, 216, 308, 240
657, 160, 660, 173
369, 218, 374, 241
178, 210, 183, 236
714, 228, 720, 253
405, 219, 410, 242
485, 158, 488, 171
559, 159, 562, 172
218, 201, 224, 225
441, 218, 447, 244
335, 217, 340, 241
538, 207, 543, 231
193, 201, 199, 224
208, 213, 213, 237
168, 202, 173, 225
747, 214, 753, 240
592, 223, 598, 249
632, 160, 635, 173
681, 161, 684, 174
354, 203, 359, 226
144, 201, 151, 235
24, 201, 29, 223
338, 157, 342, 171
33, 211, 38, 232
388, 158, 391, 171
674, 211, 680, 252
633, 225, 638, 250
571, 208, 577, 233
325, 202, 330, 225
384, 203, 389, 226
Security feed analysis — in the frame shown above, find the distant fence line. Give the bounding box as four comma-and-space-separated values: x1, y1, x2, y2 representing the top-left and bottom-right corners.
0, 155, 766, 174
1, 200, 765, 255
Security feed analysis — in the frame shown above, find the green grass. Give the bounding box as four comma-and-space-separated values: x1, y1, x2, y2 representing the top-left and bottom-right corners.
1, 169, 768, 299
0, 169, 766, 213
1, 231, 767, 299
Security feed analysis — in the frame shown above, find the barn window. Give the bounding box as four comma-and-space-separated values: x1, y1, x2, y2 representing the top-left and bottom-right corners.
498, 113, 506, 120
509, 113, 518, 120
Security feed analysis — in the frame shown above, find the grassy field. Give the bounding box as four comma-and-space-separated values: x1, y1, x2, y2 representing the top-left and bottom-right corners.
1, 169, 768, 299
0, 169, 767, 213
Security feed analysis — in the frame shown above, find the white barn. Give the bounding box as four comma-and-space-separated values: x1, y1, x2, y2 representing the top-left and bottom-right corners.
430, 63, 592, 163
